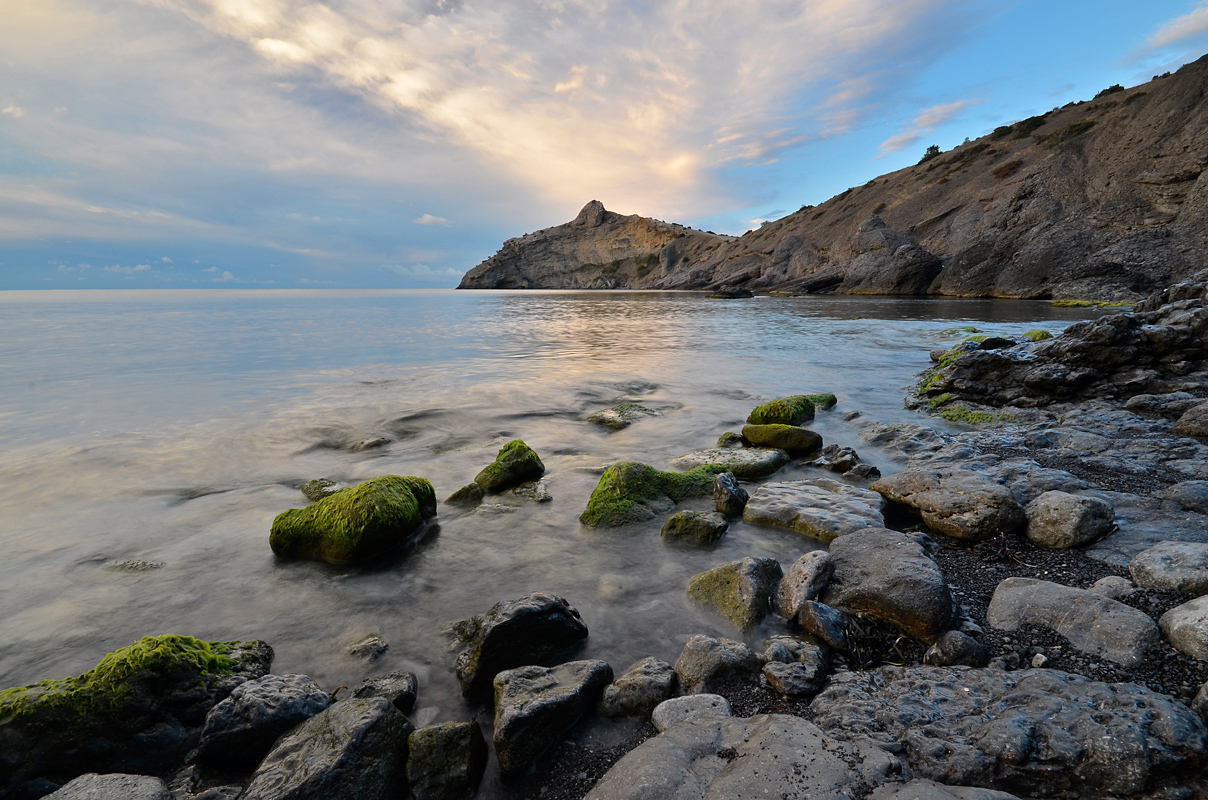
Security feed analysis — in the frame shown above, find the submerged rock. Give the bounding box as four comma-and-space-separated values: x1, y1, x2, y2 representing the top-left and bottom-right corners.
871, 468, 1025, 541
686, 557, 783, 630
743, 478, 886, 542
740, 424, 823, 454
407, 721, 488, 800
270, 475, 437, 564
585, 403, 662, 430
347, 635, 389, 661
674, 635, 760, 694
474, 440, 545, 493
302, 478, 347, 502
444, 482, 484, 506
712, 470, 748, 516
579, 461, 724, 527
1024, 490, 1114, 549
1131, 541, 1208, 595
660, 510, 728, 545
668, 447, 790, 479
597, 657, 676, 718
197, 673, 332, 769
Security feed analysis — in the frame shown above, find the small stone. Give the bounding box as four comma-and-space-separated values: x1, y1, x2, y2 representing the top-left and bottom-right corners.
352, 437, 391, 452
1024, 491, 1114, 549
1192, 683, 1208, 722
660, 510, 728, 546
650, 694, 732, 732
712, 470, 749, 516
506, 479, 552, 503
716, 432, 746, 449
762, 658, 828, 699
797, 601, 850, 652
597, 657, 676, 718
674, 635, 760, 694
1031, 653, 1048, 668
923, 631, 988, 667
348, 635, 389, 661
813, 444, 860, 473
302, 478, 346, 501
774, 551, 835, 619
843, 464, 882, 481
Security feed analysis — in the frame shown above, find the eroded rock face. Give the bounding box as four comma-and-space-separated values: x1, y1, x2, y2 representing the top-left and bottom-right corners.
685, 557, 783, 630
811, 666, 1208, 797
871, 469, 1025, 541
197, 673, 332, 769
743, 478, 886, 541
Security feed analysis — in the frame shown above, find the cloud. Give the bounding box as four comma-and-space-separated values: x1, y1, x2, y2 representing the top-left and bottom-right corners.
413, 213, 450, 226
878, 99, 979, 156
2, 105, 25, 119
213, 270, 236, 282
1140, 2, 1208, 52
202, 266, 218, 272
384, 263, 462, 280
160, 256, 173, 262
103, 263, 152, 275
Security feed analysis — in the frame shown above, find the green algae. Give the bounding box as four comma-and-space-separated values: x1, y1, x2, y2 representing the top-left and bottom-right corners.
1052, 299, 1133, 308
935, 403, 1014, 425
579, 461, 725, 527
805, 392, 838, 410
474, 440, 545, 493
747, 395, 816, 425
270, 475, 436, 564
1023, 329, 1054, 342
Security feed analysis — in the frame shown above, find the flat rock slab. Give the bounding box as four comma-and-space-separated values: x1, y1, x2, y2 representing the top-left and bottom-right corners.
1161, 480, 1208, 514
47, 774, 171, 800
869, 780, 1022, 800
1131, 541, 1208, 595
650, 694, 731, 732
871, 469, 1025, 541
743, 478, 886, 542
586, 404, 662, 430
985, 577, 1160, 668
1160, 596, 1208, 660
585, 713, 894, 800
669, 448, 789, 479
811, 666, 1207, 798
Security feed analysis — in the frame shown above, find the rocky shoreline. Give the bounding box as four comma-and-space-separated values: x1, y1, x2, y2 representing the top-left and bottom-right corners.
5, 279, 1208, 800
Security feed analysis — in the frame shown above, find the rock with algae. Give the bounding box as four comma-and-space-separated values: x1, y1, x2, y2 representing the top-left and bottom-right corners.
579, 461, 726, 527
746, 393, 836, 425
474, 440, 545, 493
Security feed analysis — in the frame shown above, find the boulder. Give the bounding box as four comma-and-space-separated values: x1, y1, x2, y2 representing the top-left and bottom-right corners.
775, 550, 835, 619
822, 529, 954, 642
1024, 491, 1114, 549
241, 697, 411, 800
352, 670, 417, 714
1160, 480, 1208, 514
474, 440, 545, 493
1174, 402, 1208, 437
674, 635, 760, 694
585, 403, 662, 430
584, 713, 893, 800
492, 660, 613, 776
923, 631, 988, 667
685, 557, 783, 630
740, 424, 823, 454
660, 510, 728, 545
797, 601, 851, 652
1088, 575, 1136, 600
270, 475, 437, 564
197, 673, 332, 768
668, 447, 790, 479
744, 478, 886, 542
444, 483, 484, 506
1160, 596, 1208, 660
712, 470, 748, 516
451, 592, 589, 698
406, 721, 488, 800
46, 774, 171, 800
871, 469, 1025, 541
811, 666, 1207, 798
1130, 542, 1208, 595
597, 657, 676, 718
0, 635, 272, 797
985, 577, 1160, 668
746, 394, 817, 425
579, 461, 723, 527
869, 780, 1024, 800
650, 694, 731, 732
762, 646, 829, 699
1123, 392, 1202, 418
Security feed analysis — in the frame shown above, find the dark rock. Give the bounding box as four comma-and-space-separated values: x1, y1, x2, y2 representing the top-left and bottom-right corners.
706, 284, 754, 298
45, 774, 171, 800
197, 673, 332, 769
775, 550, 835, 619
740, 424, 823, 454
923, 630, 988, 667
843, 463, 882, 480
1123, 392, 1202, 418
797, 601, 851, 652
451, 592, 589, 698
241, 697, 411, 800
1193, 683, 1208, 722
762, 642, 830, 699
685, 557, 783, 630
492, 660, 613, 776
871, 468, 1026, 541
1024, 491, 1114, 549
474, 440, 544, 493
660, 510, 728, 546
649, 694, 731, 731
352, 670, 417, 714
976, 336, 1015, 350
715, 432, 746, 448
597, 657, 676, 718
406, 721, 487, 800
674, 635, 760, 694
712, 470, 748, 516
744, 478, 886, 541
812, 444, 861, 473
444, 483, 484, 506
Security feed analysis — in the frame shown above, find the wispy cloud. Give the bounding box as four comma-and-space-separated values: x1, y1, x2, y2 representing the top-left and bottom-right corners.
1139, 2, 1208, 52
878, 99, 979, 156
103, 263, 152, 275
2, 105, 25, 119
413, 213, 450, 226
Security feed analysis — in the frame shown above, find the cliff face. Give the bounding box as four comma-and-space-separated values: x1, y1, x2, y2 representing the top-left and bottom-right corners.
461, 55, 1208, 300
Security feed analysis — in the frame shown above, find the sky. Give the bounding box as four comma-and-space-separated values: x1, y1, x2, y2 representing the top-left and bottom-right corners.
3, 1, 1208, 289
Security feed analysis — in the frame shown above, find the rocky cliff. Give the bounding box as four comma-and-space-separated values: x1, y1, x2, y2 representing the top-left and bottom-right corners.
461, 55, 1208, 300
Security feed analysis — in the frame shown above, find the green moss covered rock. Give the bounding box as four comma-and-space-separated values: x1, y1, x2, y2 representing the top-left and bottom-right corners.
746, 393, 834, 425
445, 482, 485, 506
1023, 329, 1054, 342
270, 475, 437, 564
661, 510, 729, 545
579, 461, 725, 528
474, 440, 545, 493
740, 424, 823, 454
686, 557, 784, 630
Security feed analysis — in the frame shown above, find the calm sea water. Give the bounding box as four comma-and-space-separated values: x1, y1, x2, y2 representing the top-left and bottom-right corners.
0, 289, 1099, 789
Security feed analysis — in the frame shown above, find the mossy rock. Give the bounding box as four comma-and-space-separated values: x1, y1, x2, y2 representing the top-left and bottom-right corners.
686, 557, 784, 630
740, 424, 823, 454
746, 393, 834, 425
661, 511, 728, 546
579, 461, 725, 528
270, 475, 437, 564
474, 440, 545, 493
716, 432, 746, 448
445, 482, 485, 506
1023, 329, 1054, 342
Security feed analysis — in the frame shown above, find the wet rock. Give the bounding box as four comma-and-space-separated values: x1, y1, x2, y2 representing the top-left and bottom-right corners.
302, 478, 348, 502
1024, 490, 1114, 549
740, 424, 823, 454
823, 529, 954, 643
775, 550, 835, 619
505, 479, 552, 503
674, 635, 760, 694
669, 447, 790, 479
743, 478, 886, 542
585, 403, 662, 430
1088, 575, 1136, 600
241, 697, 411, 800
871, 468, 1025, 541
352, 437, 391, 452
579, 461, 722, 527
706, 284, 754, 299
811, 666, 1207, 798
352, 670, 417, 714
797, 601, 851, 652
985, 577, 1160, 668
650, 694, 731, 731
844, 463, 882, 481
46, 774, 171, 800
585, 713, 893, 800
406, 721, 488, 800
812, 444, 861, 473
474, 440, 545, 493
869, 780, 1024, 800
686, 557, 783, 630
716, 431, 746, 448
977, 336, 1015, 350
444, 483, 484, 506
923, 631, 988, 667
451, 592, 588, 699
660, 510, 728, 546
1160, 596, 1208, 660
102, 560, 164, 572
597, 658, 676, 718
270, 475, 437, 564
1174, 402, 1208, 437
1160, 480, 1208, 513
712, 470, 748, 516
492, 660, 613, 776
746, 394, 819, 425
348, 635, 389, 661
197, 673, 332, 769
1131, 541, 1208, 594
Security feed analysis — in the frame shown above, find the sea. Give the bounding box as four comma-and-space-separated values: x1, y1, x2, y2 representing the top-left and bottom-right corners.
0, 289, 1101, 792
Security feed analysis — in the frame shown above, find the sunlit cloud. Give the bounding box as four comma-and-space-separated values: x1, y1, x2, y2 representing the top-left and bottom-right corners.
1140, 2, 1208, 52
413, 213, 450, 226
2, 105, 26, 119
877, 99, 979, 156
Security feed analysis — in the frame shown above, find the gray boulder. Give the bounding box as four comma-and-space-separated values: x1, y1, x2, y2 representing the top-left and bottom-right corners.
406, 721, 487, 800
241, 697, 411, 800
1160, 480, 1208, 514
597, 657, 675, 718
352, 670, 418, 714
668, 447, 790, 479
1131, 541, 1208, 595
775, 550, 835, 619
685, 557, 782, 630
812, 666, 1207, 798
1160, 596, 1208, 660
985, 577, 1160, 668
871, 469, 1025, 541
798, 601, 851, 652
46, 774, 171, 800
674, 635, 760, 694
869, 780, 1023, 800
1025, 491, 1114, 549
584, 713, 895, 800
923, 631, 988, 667
451, 592, 588, 698
660, 510, 728, 545
743, 478, 886, 542
1088, 575, 1136, 600
492, 660, 613, 775
822, 529, 954, 642
650, 694, 731, 732
1174, 402, 1208, 437
197, 673, 332, 768
762, 642, 830, 698
712, 471, 748, 516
